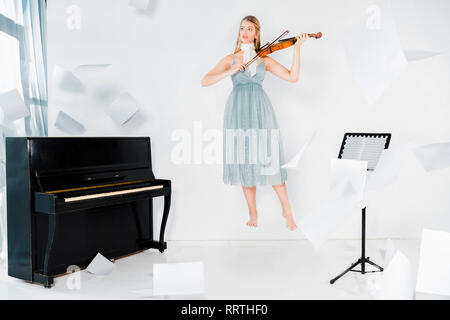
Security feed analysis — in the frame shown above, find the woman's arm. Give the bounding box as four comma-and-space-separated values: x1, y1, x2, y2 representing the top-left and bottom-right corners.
265, 33, 308, 83
201, 55, 245, 87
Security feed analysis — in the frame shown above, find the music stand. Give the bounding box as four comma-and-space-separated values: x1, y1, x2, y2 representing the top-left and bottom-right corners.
330, 132, 392, 284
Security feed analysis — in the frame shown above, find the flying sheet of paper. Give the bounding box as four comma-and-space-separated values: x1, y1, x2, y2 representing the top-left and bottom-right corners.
86, 253, 115, 275
391, 0, 450, 53
416, 229, 450, 297
365, 144, 410, 190
344, 0, 407, 105
412, 142, 450, 172
301, 159, 367, 248
73, 64, 111, 75
300, 180, 360, 249
404, 50, 441, 62
0, 89, 30, 121
153, 262, 205, 296
380, 238, 396, 267
330, 158, 367, 202
281, 129, 317, 169
54, 111, 86, 135
105, 92, 139, 125
53, 64, 85, 92
72, 64, 112, 84
129, 0, 150, 10
375, 250, 414, 300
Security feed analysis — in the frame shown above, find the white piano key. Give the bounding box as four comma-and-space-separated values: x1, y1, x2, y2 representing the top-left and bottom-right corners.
413, 142, 450, 172
105, 92, 140, 125
416, 229, 450, 297
343, 0, 407, 105
153, 262, 205, 296
0, 89, 30, 121
375, 250, 415, 300
54, 110, 86, 135
281, 129, 317, 169
53, 64, 85, 92
86, 253, 116, 276
64, 185, 163, 202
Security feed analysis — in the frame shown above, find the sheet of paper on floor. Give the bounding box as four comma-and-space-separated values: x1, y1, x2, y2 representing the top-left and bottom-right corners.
343, 0, 407, 105
86, 253, 115, 276
105, 92, 139, 125
374, 250, 414, 300
54, 111, 86, 135
153, 261, 205, 296
416, 229, 450, 297
53, 64, 85, 92
413, 142, 450, 172
282, 129, 317, 169
0, 89, 30, 121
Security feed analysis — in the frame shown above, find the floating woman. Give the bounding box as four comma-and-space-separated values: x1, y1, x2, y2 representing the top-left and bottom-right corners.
201, 16, 308, 231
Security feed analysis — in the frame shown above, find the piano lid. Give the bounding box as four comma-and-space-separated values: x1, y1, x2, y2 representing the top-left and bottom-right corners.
28, 137, 155, 192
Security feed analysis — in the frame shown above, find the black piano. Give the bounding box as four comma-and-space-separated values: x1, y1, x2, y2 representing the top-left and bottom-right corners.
5, 137, 171, 288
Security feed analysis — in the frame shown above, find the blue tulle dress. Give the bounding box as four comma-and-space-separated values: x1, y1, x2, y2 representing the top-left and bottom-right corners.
222, 54, 288, 186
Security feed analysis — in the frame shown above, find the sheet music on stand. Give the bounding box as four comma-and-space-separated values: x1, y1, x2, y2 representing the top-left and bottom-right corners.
330, 132, 392, 285
339, 134, 391, 170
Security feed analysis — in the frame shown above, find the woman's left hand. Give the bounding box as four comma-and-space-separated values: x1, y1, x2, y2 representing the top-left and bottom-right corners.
295, 33, 308, 47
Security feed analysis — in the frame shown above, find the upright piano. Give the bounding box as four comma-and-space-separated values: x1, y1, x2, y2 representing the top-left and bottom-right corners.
6, 137, 171, 287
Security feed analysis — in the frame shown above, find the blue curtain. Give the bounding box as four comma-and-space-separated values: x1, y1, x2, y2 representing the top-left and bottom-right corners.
0, 0, 48, 261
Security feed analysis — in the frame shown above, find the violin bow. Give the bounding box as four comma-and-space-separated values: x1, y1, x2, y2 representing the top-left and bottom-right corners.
244, 30, 290, 69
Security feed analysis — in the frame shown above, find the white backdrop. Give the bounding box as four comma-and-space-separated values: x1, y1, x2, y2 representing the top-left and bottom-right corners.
47, 0, 450, 241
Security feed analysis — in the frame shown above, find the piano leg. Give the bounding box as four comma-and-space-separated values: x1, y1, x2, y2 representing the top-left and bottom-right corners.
42, 214, 57, 288
148, 198, 153, 241
158, 194, 171, 253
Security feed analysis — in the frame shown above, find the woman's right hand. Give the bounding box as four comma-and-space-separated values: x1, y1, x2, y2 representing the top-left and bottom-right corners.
229, 62, 246, 75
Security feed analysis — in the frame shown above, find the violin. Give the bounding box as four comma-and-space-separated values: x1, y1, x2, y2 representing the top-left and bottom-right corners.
244, 30, 322, 69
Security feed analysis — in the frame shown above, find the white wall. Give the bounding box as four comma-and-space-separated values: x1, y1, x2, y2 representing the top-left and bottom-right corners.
47, 0, 450, 240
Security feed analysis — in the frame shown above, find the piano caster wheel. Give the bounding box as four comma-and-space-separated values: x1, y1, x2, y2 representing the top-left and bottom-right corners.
159, 249, 164, 253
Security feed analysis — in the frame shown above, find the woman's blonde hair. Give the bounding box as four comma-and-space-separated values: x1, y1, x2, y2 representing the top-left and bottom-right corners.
233, 16, 261, 54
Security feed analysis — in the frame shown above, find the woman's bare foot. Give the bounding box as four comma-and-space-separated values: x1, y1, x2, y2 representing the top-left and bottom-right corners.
282, 210, 297, 231
246, 211, 258, 227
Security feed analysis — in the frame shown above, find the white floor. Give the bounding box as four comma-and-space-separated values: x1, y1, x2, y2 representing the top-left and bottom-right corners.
0, 239, 423, 299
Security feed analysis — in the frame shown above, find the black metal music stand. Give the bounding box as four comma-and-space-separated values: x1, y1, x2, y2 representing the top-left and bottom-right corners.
330, 132, 392, 284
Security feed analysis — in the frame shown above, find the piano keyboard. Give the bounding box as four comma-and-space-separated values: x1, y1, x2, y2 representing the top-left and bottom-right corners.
64, 185, 164, 203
